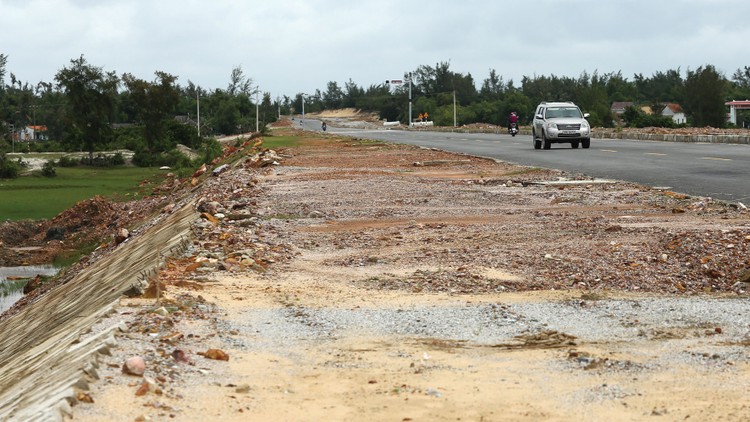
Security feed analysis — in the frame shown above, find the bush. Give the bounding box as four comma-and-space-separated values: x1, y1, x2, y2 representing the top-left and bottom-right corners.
0, 153, 20, 179
622, 105, 676, 128
111, 152, 126, 166
57, 155, 79, 167
165, 119, 202, 149
132, 149, 192, 169
198, 138, 223, 164
113, 126, 144, 151
29, 141, 66, 153
41, 160, 57, 178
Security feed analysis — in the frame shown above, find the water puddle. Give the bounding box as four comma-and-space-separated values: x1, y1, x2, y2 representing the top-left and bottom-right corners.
0, 265, 59, 313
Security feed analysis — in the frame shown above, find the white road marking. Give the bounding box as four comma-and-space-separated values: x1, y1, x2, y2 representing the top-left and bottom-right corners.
600, 149, 618, 153
701, 157, 732, 161
644, 153, 667, 156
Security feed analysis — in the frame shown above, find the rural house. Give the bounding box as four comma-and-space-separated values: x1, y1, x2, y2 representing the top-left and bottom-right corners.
660, 103, 686, 125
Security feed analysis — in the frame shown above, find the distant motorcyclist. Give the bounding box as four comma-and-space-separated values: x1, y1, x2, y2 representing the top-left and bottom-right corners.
321, 122, 327, 131
507, 111, 519, 131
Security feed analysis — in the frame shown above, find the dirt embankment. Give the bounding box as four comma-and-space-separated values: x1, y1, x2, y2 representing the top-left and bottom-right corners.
3, 121, 750, 421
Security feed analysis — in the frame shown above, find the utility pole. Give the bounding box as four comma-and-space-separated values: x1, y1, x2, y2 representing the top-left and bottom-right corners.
453, 90, 457, 128
255, 88, 260, 133
196, 90, 201, 137
408, 72, 413, 127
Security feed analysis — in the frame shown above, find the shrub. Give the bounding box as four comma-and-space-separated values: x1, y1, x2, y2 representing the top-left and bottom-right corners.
0, 153, 20, 179
29, 141, 65, 153
41, 160, 57, 178
132, 149, 191, 169
57, 155, 79, 167
165, 119, 202, 149
622, 105, 676, 128
111, 152, 126, 166
198, 138, 223, 164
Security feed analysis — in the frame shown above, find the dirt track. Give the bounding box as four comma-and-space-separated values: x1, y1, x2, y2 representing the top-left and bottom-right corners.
50, 124, 750, 420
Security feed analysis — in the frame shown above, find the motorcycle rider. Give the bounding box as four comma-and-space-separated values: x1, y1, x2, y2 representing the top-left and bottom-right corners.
507, 111, 519, 131
321, 121, 327, 131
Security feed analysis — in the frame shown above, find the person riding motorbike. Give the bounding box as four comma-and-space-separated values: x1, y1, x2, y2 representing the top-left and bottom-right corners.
507, 112, 519, 131
321, 122, 327, 131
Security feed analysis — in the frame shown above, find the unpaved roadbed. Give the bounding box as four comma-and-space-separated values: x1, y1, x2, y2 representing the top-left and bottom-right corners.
71, 130, 750, 421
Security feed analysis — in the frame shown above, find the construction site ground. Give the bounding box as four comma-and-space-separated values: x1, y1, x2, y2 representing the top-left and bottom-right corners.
3, 119, 750, 421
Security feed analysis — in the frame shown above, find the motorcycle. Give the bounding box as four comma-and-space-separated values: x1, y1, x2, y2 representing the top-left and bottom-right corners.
321, 122, 327, 131
508, 122, 518, 137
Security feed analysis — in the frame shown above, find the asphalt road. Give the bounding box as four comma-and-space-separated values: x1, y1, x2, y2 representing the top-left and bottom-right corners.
299, 119, 750, 204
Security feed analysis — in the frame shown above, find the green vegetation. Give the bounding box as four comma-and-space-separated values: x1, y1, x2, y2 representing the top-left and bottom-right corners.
296, 62, 750, 129
0, 278, 27, 297
2, 53, 749, 183
0, 166, 166, 220
0, 153, 20, 178
262, 136, 300, 149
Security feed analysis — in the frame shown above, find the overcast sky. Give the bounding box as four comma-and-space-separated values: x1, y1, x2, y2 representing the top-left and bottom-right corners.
2, 0, 748, 98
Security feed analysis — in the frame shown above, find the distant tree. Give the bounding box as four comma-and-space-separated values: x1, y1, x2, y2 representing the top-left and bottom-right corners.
323, 81, 344, 109
683, 65, 727, 127
414, 61, 477, 105
343, 79, 364, 108
227, 65, 253, 96
604, 71, 638, 102
259, 92, 276, 128
634, 69, 684, 103
577, 71, 614, 127
121, 71, 180, 155
729, 66, 750, 100
521, 74, 579, 106
55, 56, 119, 158
211, 90, 242, 134
0, 53, 7, 90
479, 69, 509, 101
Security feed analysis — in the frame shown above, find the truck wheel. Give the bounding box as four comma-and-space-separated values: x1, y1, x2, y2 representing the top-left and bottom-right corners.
582, 139, 590, 149
543, 132, 551, 150
533, 131, 541, 149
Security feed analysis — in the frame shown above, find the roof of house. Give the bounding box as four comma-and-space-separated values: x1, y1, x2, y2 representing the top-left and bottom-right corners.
610, 101, 633, 112
663, 103, 684, 114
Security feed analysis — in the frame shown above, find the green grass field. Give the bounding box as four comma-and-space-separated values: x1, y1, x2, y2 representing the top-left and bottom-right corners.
1, 134, 303, 222
262, 136, 300, 149
0, 167, 167, 221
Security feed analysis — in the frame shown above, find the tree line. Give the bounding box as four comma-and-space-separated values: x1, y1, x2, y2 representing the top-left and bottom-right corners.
300, 61, 750, 129
0, 54, 282, 169
2, 54, 750, 165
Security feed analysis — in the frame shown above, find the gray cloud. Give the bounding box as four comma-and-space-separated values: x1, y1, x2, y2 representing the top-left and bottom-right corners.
1, 0, 747, 96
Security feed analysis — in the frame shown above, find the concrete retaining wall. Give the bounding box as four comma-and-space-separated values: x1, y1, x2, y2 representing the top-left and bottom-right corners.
417, 127, 750, 145
592, 130, 750, 144
0, 202, 197, 421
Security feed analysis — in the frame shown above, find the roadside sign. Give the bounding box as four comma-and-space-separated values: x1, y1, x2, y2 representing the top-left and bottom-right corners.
386, 80, 403, 85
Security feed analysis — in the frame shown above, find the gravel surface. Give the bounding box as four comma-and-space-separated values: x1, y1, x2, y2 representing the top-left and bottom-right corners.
68, 124, 750, 421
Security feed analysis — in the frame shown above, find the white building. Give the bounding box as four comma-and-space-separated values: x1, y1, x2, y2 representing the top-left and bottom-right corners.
14, 125, 48, 141
661, 104, 686, 125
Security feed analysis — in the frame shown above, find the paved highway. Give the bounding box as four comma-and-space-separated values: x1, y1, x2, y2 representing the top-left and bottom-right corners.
300, 119, 750, 204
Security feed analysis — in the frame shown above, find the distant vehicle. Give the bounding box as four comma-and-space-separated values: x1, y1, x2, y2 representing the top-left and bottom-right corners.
532, 101, 591, 150
321, 122, 327, 131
